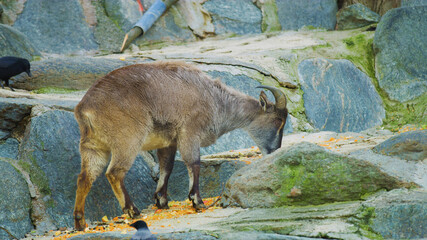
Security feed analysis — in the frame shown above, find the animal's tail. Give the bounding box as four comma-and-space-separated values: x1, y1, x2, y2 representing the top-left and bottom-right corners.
74, 104, 95, 143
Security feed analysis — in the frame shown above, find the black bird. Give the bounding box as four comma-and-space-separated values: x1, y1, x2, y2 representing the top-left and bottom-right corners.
130, 220, 157, 240
0, 56, 32, 91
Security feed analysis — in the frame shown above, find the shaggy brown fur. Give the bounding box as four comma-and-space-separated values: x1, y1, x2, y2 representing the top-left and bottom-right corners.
73, 61, 288, 230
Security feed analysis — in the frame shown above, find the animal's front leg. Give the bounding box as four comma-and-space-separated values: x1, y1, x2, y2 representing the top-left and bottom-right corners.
187, 160, 206, 210
179, 141, 206, 210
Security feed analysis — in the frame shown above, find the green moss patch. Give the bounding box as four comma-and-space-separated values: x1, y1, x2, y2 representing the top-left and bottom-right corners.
273, 144, 407, 207
32, 87, 80, 94
19, 155, 51, 196
340, 33, 427, 131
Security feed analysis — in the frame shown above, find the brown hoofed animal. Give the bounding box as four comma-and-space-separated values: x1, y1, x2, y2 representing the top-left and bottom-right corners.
73, 61, 288, 230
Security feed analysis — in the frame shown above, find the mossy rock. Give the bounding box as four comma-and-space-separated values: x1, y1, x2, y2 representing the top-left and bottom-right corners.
223, 142, 415, 208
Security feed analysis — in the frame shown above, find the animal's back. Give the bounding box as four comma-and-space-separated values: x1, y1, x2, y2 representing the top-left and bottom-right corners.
77, 61, 216, 119
75, 61, 219, 149
0, 56, 29, 79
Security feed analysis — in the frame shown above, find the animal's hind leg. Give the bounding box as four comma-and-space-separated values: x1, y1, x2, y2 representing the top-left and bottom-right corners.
154, 145, 177, 209
106, 147, 140, 218
74, 146, 109, 231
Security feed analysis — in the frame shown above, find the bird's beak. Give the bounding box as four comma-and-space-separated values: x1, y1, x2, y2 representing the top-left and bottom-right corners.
27, 71, 32, 77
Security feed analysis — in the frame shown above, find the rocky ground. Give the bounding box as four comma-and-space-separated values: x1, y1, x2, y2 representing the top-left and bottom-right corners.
1, 1, 426, 239
18, 128, 425, 240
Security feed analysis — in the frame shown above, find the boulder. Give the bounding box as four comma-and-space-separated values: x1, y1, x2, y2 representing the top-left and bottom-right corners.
362, 188, 427, 239
373, 130, 427, 161
0, 24, 40, 59
13, 0, 98, 54
401, 0, 427, 6
0, 138, 19, 159
11, 57, 132, 91
337, 3, 381, 30
203, 0, 262, 35
222, 142, 413, 208
373, 6, 427, 102
351, 148, 427, 188
0, 159, 33, 240
298, 58, 385, 132
19, 110, 157, 228
276, 0, 337, 30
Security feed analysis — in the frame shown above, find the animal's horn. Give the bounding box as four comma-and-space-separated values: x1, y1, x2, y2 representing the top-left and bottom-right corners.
256, 85, 287, 111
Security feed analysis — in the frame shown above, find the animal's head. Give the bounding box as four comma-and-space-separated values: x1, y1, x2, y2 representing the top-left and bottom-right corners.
21, 59, 32, 77
247, 86, 288, 156
130, 220, 149, 230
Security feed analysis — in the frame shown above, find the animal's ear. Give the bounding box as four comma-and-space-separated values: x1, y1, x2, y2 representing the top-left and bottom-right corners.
259, 90, 268, 112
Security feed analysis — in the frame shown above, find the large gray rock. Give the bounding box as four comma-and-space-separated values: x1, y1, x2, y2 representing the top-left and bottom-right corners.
12, 57, 132, 91
203, 0, 262, 35
0, 159, 33, 240
373, 6, 427, 102
276, 0, 337, 30
373, 130, 427, 161
0, 24, 40, 59
222, 142, 414, 208
363, 188, 427, 239
298, 58, 385, 132
19, 110, 157, 228
13, 0, 98, 54
351, 148, 427, 188
337, 3, 381, 30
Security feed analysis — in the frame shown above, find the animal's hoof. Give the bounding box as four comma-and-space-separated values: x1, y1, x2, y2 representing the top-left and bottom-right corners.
155, 195, 169, 209
154, 192, 169, 209
124, 206, 140, 219
193, 202, 207, 210
74, 214, 86, 231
